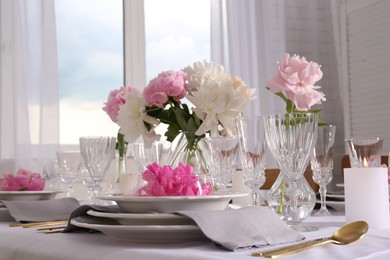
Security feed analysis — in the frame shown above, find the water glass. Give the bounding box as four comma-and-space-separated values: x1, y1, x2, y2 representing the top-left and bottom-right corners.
235, 116, 267, 205
56, 151, 82, 197
345, 137, 383, 167
42, 159, 61, 190
205, 136, 239, 192
311, 125, 336, 216
79, 136, 116, 204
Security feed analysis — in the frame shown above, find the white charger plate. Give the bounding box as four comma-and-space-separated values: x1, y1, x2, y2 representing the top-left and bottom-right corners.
70, 216, 206, 243
87, 210, 195, 226
0, 190, 63, 201
98, 192, 248, 213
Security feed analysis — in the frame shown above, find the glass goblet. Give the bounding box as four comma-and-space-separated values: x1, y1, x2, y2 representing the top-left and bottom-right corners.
311, 125, 336, 216
79, 136, 116, 204
204, 136, 239, 192
235, 116, 267, 206
56, 151, 82, 197
42, 159, 60, 190
264, 113, 318, 232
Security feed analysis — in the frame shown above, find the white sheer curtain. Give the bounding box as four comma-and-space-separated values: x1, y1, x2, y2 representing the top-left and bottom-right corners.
210, 0, 345, 178
0, 0, 59, 172
210, 0, 286, 117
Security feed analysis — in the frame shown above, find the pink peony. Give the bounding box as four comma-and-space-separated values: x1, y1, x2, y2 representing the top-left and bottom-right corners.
136, 162, 212, 196
103, 86, 134, 122
143, 70, 187, 107
267, 53, 326, 111
0, 168, 45, 191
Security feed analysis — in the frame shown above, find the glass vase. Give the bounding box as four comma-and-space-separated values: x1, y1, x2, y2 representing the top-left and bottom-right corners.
267, 172, 316, 221
169, 131, 214, 193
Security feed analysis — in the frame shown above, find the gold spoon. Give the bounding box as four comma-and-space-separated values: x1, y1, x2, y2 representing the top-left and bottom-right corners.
252, 221, 369, 258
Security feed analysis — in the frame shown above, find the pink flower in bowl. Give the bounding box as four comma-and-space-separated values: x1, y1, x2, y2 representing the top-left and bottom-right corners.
0, 168, 45, 191
136, 162, 212, 196
143, 70, 187, 107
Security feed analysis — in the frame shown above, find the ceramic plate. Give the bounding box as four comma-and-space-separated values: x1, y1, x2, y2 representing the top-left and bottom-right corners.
0, 190, 63, 201
70, 216, 207, 243
86, 210, 195, 226
98, 192, 248, 213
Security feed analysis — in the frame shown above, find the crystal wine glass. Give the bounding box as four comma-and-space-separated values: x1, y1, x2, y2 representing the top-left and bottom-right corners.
235, 116, 267, 206
204, 136, 239, 192
56, 151, 82, 197
79, 136, 116, 204
311, 125, 336, 216
264, 113, 318, 232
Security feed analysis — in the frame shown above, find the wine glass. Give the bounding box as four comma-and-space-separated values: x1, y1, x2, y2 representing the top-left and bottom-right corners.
235, 116, 267, 205
264, 113, 318, 232
311, 125, 336, 216
204, 136, 239, 192
79, 136, 116, 204
56, 151, 82, 197
42, 159, 60, 190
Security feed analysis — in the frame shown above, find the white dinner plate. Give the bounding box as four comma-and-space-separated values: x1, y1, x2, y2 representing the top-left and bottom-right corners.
0, 190, 63, 201
70, 216, 207, 243
98, 192, 248, 213
87, 210, 195, 226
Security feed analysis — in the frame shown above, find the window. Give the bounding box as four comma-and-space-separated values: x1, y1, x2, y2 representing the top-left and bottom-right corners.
144, 0, 210, 82
55, 0, 124, 145
56, 0, 210, 145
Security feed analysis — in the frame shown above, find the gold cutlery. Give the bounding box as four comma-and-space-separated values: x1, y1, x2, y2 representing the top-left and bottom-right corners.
9, 220, 68, 228
252, 221, 368, 258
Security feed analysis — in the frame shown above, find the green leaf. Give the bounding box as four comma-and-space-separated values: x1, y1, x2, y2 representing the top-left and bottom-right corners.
165, 124, 181, 142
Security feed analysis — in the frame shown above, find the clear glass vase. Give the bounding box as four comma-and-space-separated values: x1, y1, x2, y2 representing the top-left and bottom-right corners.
267, 172, 316, 221
169, 131, 214, 193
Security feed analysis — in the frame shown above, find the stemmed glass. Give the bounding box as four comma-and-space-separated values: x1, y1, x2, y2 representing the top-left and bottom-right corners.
42, 159, 60, 190
56, 151, 82, 197
311, 125, 336, 216
235, 116, 267, 206
204, 136, 239, 192
264, 113, 318, 232
79, 136, 116, 204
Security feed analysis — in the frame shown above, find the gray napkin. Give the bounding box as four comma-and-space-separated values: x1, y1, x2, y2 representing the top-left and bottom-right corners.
178, 206, 305, 251
2, 197, 80, 222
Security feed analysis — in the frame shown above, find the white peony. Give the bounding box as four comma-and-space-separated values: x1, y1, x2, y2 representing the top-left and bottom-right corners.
117, 90, 161, 147
186, 66, 256, 137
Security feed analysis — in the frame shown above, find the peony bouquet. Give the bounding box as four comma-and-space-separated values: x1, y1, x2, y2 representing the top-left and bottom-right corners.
103, 60, 255, 150
0, 168, 45, 191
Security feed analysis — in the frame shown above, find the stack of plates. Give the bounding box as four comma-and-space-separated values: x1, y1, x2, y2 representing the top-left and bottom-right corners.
70, 192, 248, 243
0, 190, 63, 220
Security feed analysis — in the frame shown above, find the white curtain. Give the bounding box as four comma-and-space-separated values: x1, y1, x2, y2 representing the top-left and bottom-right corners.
210, 0, 345, 177
0, 0, 59, 172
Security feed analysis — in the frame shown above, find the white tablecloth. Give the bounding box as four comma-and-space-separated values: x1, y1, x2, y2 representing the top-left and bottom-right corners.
1, 212, 390, 260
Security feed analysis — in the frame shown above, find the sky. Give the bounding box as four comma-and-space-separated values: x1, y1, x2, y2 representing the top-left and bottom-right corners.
55, 0, 210, 144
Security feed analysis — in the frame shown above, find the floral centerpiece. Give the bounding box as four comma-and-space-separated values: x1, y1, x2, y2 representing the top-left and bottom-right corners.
266, 53, 326, 214
103, 60, 255, 196
0, 168, 45, 191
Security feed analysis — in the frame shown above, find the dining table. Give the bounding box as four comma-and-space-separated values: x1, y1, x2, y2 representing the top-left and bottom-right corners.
1, 206, 390, 260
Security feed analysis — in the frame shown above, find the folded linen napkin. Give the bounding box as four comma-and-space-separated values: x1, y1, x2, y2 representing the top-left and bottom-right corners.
62, 204, 121, 232
178, 206, 304, 251
2, 197, 80, 222
63, 204, 304, 251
